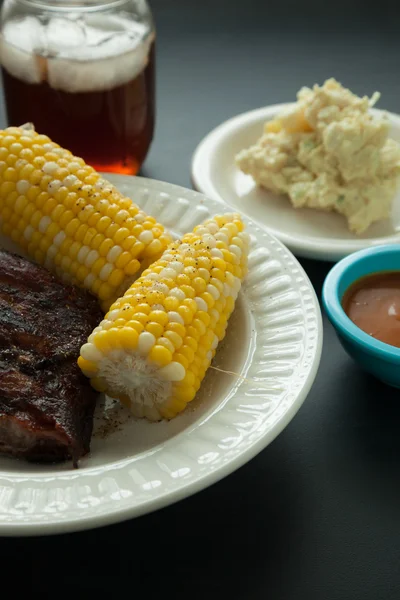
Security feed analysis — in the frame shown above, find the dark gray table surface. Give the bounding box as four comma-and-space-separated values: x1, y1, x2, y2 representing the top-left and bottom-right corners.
1, 0, 400, 598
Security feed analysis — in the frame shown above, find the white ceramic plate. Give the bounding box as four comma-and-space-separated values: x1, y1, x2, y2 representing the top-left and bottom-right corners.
192, 104, 400, 262
0, 176, 322, 536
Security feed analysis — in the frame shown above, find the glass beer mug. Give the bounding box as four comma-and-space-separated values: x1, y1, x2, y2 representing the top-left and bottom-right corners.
0, 0, 155, 174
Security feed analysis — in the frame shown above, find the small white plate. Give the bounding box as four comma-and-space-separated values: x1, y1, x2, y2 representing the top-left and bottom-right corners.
0, 176, 322, 536
192, 104, 400, 262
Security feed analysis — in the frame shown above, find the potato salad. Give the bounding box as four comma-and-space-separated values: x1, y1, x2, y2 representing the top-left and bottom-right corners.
236, 78, 400, 234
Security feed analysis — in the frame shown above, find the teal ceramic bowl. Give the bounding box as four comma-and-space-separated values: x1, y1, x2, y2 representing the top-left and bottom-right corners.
322, 245, 400, 388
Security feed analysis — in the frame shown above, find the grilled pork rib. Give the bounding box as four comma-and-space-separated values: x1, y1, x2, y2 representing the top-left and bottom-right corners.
0, 250, 103, 466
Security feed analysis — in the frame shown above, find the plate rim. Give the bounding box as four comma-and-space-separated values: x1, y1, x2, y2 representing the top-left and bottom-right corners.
0, 175, 323, 536
191, 103, 400, 262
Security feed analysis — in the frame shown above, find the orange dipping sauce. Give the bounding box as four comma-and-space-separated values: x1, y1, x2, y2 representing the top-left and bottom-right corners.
342, 272, 400, 348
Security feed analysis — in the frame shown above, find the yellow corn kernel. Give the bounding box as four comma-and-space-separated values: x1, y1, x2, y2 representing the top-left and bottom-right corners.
149, 345, 172, 367
114, 306, 135, 321
76, 265, 89, 281
145, 321, 163, 338
177, 305, 194, 325
108, 269, 125, 289
166, 322, 186, 338
115, 251, 131, 270
125, 259, 141, 276
117, 327, 139, 350
75, 224, 87, 243
157, 337, 175, 354
98, 238, 114, 257
174, 353, 189, 370
92, 330, 114, 353
77, 356, 98, 375
92, 257, 106, 276
164, 296, 180, 311
128, 320, 145, 333
134, 312, 149, 325
149, 310, 169, 326
112, 318, 128, 328
172, 385, 196, 403
192, 277, 207, 294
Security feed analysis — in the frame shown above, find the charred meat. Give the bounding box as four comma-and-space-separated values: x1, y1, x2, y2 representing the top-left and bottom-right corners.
0, 250, 103, 466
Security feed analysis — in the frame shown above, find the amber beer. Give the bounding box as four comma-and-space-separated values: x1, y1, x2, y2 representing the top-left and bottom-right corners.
1, 41, 155, 175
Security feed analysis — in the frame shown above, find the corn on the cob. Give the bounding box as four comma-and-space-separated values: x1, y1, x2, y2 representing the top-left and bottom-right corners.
0, 125, 172, 311
78, 214, 249, 421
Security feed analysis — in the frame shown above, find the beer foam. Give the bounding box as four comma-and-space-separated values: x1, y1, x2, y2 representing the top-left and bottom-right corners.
0, 14, 153, 92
